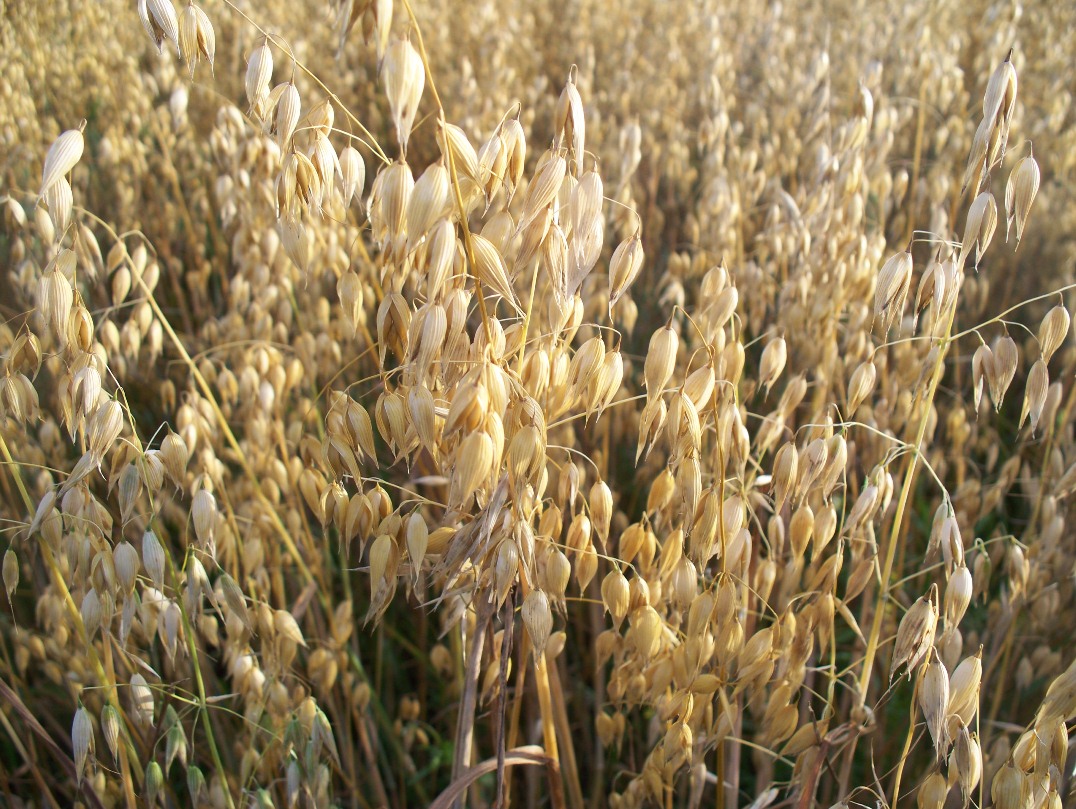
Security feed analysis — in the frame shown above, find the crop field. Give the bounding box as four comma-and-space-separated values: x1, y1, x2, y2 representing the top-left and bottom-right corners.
1, 0, 1075, 807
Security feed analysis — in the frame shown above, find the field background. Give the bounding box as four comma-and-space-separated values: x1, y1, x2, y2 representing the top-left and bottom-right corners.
1, 1, 1076, 807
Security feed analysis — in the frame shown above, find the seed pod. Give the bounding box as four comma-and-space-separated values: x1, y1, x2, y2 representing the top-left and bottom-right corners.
42, 176, 72, 239
598, 568, 628, 623
553, 69, 585, 176
192, 488, 217, 545
575, 541, 598, 593
100, 704, 121, 763
130, 673, 155, 728
644, 324, 678, 401
948, 648, 983, 726
609, 233, 644, 317
468, 232, 516, 306
72, 704, 94, 785
519, 152, 565, 234
139, 0, 180, 54
846, 357, 877, 415
145, 760, 164, 807
984, 55, 1018, 126
339, 145, 366, 209
960, 191, 997, 270
916, 771, 948, 809
1019, 359, 1049, 433
890, 584, 938, 680
589, 480, 613, 549
2, 548, 17, 601
971, 342, 993, 413
919, 648, 950, 757
407, 162, 452, 252
629, 604, 662, 660
758, 335, 787, 395
950, 724, 982, 807
991, 760, 1030, 809
875, 250, 913, 333
368, 533, 395, 595
772, 443, 798, 514
274, 609, 307, 647
543, 548, 571, 601
1037, 304, 1070, 365
990, 335, 1019, 409
142, 529, 166, 590
945, 563, 973, 627
490, 538, 519, 608
179, 2, 215, 77
245, 40, 274, 115
81, 587, 102, 639
382, 38, 425, 154
498, 117, 527, 203
404, 512, 428, 578
1005, 154, 1039, 245
450, 430, 494, 509
522, 589, 553, 655
39, 266, 74, 341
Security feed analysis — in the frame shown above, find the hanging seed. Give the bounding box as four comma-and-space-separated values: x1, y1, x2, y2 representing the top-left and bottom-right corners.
950, 724, 982, 807
960, 191, 997, 270
1019, 359, 1049, 433
916, 771, 948, 809
1005, 153, 1040, 245
971, 343, 992, 413
990, 761, 1030, 809
39, 122, 85, 201
629, 604, 662, 660
945, 563, 973, 627
875, 250, 913, 333
772, 443, 798, 514
245, 40, 274, 116
553, 69, 586, 176
139, 0, 180, 54
948, 648, 983, 726
382, 38, 425, 154
1037, 304, 1070, 365
2, 549, 17, 601
100, 704, 120, 763
758, 335, 787, 395
846, 357, 877, 415
644, 323, 678, 402
130, 673, 155, 728
142, 529, 166, 590
145, 760, 164, 806
522, 589, 553, 655
989, 335, 1018, 409
179, 2, 215, 77
72, 704, 94, 785
890, 584, 938, 680
919, 648, 950, 757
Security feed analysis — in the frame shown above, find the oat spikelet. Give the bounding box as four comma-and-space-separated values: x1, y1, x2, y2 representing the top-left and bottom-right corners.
1037, 304, 1070, 365
382, 38, 425, 155
890, 583, 938, 680
72, 704, 94, 785
874, 249, 913, 333
918, 648, 950, 758
245, 40, 274, 116
179, 2, 215, 77
1019, 358, 1049, 433
1005, 153, 1039, 245
139, 0, 181, 54
39, 122, 85, 201
959, 191, 997, 271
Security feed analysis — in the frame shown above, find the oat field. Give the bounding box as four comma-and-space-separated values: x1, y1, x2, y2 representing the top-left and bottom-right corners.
1, 0, 1076, 807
